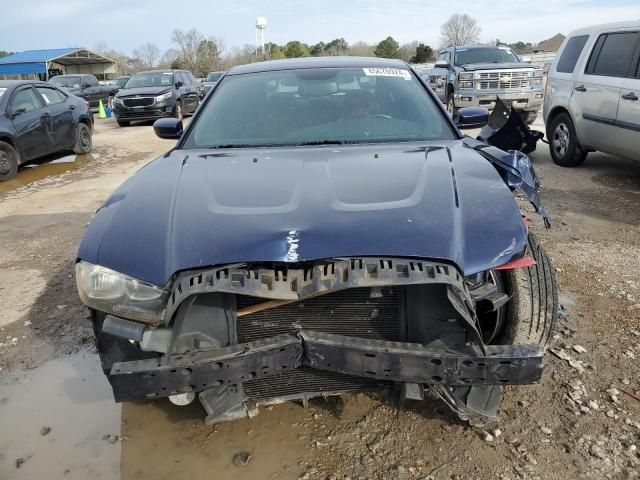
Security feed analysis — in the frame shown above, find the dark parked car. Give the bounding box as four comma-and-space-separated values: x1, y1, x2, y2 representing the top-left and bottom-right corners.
112, 69, 200, 127
49, 74, 115, 110
76, 57, 556, 424
0, 80, 93, 181
200, 71, 225, 97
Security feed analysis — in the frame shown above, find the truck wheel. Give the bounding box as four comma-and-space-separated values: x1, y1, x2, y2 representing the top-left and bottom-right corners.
117, 119, 130, 127
73, 123, 92, 155
0, 141, 19, 181
446, 96, 456, 116
174, 101, 183, 121
502, 232, 558, 348
521, 111, 538, 125
547, 113, 587, 167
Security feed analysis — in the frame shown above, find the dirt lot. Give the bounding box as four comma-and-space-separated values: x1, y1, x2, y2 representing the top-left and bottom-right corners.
0, 117, 638, 480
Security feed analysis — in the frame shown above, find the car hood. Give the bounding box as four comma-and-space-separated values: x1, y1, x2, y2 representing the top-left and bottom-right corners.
461, 62, 534, 71
78, 142, 527, 286
116, 86, 171, 97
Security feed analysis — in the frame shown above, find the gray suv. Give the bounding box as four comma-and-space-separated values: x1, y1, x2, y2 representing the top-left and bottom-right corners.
543, 21, 640, 166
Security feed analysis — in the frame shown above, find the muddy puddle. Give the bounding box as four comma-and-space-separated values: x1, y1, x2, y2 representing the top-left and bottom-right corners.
0, 154, 95, 195
121, 400, 308, 480
0, 351, 121, 479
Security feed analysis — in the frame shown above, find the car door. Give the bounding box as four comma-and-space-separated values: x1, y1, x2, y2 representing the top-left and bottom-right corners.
178, 72, 196, 112
613, 42, 640, 161
35, 85, 75, 150
8, 85, 52, 160
571, 31, 639, 154
82, 75, 102, 108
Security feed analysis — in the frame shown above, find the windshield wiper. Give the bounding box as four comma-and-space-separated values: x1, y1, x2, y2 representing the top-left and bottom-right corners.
297, 140, 346, 146
207, 144, 255, 149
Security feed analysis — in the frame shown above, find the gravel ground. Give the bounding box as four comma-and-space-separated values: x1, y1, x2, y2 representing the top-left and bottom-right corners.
0, 118, 638, 480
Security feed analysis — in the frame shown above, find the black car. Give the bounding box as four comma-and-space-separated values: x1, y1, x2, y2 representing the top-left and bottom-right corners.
76, 57, 556, 424
112, 69, 200, 127
0, 80, 93, 181
200, 71, 225, 97
49, 74, 116, 110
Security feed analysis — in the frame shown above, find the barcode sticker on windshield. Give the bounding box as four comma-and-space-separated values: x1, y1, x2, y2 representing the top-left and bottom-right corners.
363, 68, 412, 79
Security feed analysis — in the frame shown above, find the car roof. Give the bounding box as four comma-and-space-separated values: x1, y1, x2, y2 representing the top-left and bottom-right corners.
0, 80, 50, 88
227, 56, 409, 75
135, 69, 187, 75
566, 20, 640, 36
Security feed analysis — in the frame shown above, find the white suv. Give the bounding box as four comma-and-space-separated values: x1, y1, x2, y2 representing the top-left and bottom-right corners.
543, 21, 640, 167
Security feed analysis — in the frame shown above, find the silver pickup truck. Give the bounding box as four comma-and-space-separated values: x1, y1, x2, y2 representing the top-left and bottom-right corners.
423, 45, 544, 124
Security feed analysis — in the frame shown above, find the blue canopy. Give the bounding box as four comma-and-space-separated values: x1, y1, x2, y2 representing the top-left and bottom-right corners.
0, 48, 114, 76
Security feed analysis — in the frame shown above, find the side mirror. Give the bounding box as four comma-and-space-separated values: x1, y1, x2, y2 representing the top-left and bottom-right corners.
454, 107, 490, 129
153, 118, 183, 139
175, 81, 184, 89
435, 60, 449, 68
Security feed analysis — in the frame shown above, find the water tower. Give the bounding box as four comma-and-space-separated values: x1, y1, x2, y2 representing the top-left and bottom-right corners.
255, 17, 268, 56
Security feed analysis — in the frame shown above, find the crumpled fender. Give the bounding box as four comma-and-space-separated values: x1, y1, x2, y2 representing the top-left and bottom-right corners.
476, 98, 544, 155
463, 136, 551, 228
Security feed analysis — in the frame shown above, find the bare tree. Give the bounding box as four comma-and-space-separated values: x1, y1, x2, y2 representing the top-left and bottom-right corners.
171, 28, 204, 72
439, 14, 481, 47
133, 42, 160, 69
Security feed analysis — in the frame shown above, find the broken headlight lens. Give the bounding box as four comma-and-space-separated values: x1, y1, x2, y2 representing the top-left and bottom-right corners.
75, 261, 168, 324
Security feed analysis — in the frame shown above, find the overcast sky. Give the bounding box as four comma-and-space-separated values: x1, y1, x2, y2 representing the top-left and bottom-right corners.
3, 0, 639, 54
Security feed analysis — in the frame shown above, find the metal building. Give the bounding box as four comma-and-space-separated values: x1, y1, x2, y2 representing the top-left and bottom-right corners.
0, 48, 116, 80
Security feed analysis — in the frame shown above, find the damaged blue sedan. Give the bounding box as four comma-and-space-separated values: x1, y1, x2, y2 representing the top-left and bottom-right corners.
76, 57, 557, 423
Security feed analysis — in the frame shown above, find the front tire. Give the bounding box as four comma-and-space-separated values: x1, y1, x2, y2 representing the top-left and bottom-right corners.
503, 233, 558, 348
547, 113, 587, 167
73, 123, 92, 155
0, 141, 19, 181
174, 101, 183, 121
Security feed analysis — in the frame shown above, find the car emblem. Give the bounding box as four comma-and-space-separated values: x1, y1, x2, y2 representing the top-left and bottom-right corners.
500, 75, 512, 82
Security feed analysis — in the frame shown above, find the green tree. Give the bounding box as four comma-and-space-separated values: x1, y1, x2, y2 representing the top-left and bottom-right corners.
269, 45, 286, 60
310, 42, 325, 56
410, 43, 434, 63
324, 38, 348, 55
284, 41, 309, 58
0, 51, 13, 59
195, 39, 222, 76
374, 37, 400, 59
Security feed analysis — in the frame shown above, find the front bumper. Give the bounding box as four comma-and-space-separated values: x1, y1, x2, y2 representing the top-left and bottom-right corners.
113, 102, 175, 121
455, 89, 544, 111
109, 331, 543, 403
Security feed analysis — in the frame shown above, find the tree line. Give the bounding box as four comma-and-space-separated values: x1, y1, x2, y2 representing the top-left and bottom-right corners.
87, 14, 536, 77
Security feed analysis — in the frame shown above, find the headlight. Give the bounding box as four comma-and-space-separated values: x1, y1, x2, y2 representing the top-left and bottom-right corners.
533, 69, 543, 78
458, 81, 474, 89
113, 97, 123, 105
459, 72, 474, 81
155, 91, 173, 102
75, 261, 168, 324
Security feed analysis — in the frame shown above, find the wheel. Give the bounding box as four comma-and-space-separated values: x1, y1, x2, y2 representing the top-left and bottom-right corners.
116, 119, 130, 127
73, 123, 92, 155
174, 101, 183, 121
0, 141, 19, 181
446, 95, 457, 116
521, 111, 538, 125
547, 113, 587, 167
502, 232, 558, 348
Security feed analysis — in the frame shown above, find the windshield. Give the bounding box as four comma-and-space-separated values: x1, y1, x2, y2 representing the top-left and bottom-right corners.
50, 76, 81, 88
0, 88, 6, 99
206, 72, 223, 82
183, 67, 455, 149
455, 47, 520, 66
124, 72, 174, 89
115, 77, 129, 87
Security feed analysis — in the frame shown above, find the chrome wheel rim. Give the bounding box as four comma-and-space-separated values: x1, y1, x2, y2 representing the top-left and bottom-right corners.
79, 127, 90, 151
553, 123, 570, 157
